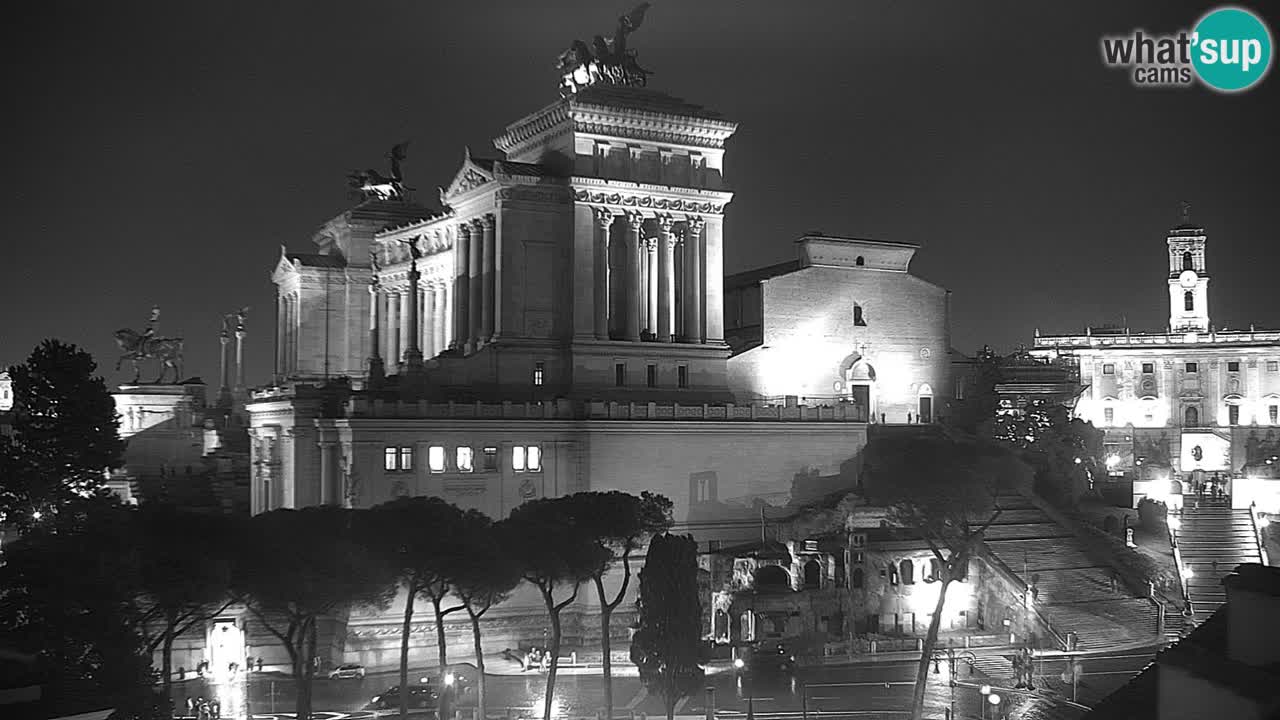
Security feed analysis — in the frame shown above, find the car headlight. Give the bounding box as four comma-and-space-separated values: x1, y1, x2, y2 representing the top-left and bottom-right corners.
371, 697, 380, 704
733, 658, 745, 669
444, 672, 455, 686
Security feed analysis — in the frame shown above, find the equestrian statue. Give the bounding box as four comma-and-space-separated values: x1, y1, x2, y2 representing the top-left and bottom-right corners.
348, 141, 411, 201
114, 306, 185, 384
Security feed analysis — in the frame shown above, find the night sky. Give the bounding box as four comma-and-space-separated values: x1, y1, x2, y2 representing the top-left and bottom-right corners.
3, 1, 1278, 386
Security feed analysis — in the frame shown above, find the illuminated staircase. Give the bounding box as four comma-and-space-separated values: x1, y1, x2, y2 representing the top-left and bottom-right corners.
1177, 499, 1263, 620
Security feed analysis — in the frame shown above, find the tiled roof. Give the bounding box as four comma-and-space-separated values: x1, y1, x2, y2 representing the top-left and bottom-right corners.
571, 85, 727, 121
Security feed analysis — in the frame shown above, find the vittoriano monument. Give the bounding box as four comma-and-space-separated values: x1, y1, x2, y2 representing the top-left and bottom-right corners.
348, 141, 411, 201
114, 306, 185, 384
557, 2, 652, 96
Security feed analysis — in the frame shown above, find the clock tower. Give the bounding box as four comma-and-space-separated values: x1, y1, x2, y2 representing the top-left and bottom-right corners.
1167, 202, 1209, 333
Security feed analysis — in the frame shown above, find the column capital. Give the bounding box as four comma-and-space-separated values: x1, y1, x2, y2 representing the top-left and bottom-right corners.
656, 213, 677, 234
592, 206, 616, 229
625, 210, 645, 231
458, 222, 473, 238
644, 236, 658, 251
684, 215, 706, 234
480, 213, 496, 230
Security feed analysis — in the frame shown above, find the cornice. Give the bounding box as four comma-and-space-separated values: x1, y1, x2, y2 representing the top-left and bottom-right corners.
570, 178, 732, 216
494, 101, 572, 155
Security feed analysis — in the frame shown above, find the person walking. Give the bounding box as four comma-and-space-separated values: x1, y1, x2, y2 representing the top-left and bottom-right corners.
185, 697, 195, 717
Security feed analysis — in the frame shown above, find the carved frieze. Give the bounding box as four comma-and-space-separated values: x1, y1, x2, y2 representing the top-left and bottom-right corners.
496, 186, 571, 205
573, 189, 724, 215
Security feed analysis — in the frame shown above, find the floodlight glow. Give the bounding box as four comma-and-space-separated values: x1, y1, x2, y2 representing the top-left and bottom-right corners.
1167, 516, 1181, 530
733, 658, 745, 669
444, 672, 455, 686
988, 693, 1002, 706
1106, 454, 1121, 469
1182, 565, 1195, 579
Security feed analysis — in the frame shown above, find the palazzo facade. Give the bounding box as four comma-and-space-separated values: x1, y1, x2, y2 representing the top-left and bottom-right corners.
1032, 213, 1280, 514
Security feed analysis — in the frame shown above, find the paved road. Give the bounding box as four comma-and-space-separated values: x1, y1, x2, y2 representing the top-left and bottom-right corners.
173, 647, 1157, 720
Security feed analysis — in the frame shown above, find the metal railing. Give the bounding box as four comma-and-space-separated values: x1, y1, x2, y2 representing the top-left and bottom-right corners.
1169, 513, 1194, 618
1250, 501, 1270, 566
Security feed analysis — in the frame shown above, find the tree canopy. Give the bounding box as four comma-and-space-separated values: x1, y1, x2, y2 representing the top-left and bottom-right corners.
631, 533, 704, 720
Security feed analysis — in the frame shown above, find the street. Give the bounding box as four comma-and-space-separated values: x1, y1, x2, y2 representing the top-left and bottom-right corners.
169, 646, 1158, 720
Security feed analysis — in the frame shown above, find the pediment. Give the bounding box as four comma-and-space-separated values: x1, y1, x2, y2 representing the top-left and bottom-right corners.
441, 149, 495, 202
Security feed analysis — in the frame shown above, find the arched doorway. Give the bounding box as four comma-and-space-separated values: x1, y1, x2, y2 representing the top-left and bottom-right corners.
1185, 405, 1200, 427
917, 383, 934, 424
713, 609, 729, 640
755, 564, 790, 590
851, 567, 865, 589
803, 559, 821, 589
839, 354, 877, 422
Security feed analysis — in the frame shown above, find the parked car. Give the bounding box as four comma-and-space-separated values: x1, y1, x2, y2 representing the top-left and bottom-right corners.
329, 663, 366, 680
370, 684, 439, 710
734, 642, 796, 675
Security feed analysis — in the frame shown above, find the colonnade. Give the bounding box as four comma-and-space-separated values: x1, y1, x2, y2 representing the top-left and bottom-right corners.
374, 281, 454, 369
595, 209, 709, 343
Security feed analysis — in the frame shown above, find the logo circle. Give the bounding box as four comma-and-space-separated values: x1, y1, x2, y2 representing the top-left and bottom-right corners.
1192, 7, 1273, 92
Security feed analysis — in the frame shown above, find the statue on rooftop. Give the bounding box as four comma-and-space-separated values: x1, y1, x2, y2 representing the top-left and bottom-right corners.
348, 141, 411, 200
558, 3, 653, 96
114, 306, 184, 384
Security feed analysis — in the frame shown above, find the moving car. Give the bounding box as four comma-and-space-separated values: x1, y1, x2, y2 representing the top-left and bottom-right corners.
370, 684, 439, 710
733, 642, 796, 675
329, 663, 366, 680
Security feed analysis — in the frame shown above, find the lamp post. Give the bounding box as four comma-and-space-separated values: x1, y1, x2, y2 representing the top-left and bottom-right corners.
931, 647, 977, 718
978, 684, 991, 720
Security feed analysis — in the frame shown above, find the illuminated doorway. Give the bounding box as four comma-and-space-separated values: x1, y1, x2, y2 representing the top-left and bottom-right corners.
208, 618, 245, 682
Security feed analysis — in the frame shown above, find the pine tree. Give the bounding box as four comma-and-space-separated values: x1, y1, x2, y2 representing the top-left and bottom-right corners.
631, 533, 704, 720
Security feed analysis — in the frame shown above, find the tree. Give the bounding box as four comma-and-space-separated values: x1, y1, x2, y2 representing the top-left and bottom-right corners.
862, 430, 1031, 720
454, 513, 522, 720
630, 533, 704, 720
132, 504, 240, 715
0, 495, 160, 719
366, 497, 470, 719
994, 400, 1102, 506
236, 507, 396, 720
569, 491, 673, 720
505, 496, 610, 720
0, 340, 124, 528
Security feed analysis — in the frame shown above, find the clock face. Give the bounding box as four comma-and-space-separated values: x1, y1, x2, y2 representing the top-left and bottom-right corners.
1179, 270, 1198, 288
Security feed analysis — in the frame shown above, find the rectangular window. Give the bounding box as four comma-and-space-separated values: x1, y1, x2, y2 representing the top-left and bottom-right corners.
1229, 405, 1240, 426
512, 446, 526, 472
1103, 363, 1115, 375
428, 446, 445, 473
1228, 361, 1241, 372
527, 445, 542, 472
482, 447, 498, 471
1269, 361, 1279, 372
850, 533, 866, 548
678, 365, 689, 389
456, 446, 473, 472
1104, 407, 1115, 425
533, 362, 544, 386
398, 447, 413, 471
615, 363, 626, 386
1142, 362, 1154, 374
1186, 362, 1198, 374
1271, 406, 1278, 425
647, 364, 657, 388
384, 447, 398, 471
955, 376, 966, 400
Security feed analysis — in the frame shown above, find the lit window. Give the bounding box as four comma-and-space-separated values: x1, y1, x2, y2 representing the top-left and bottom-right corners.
527, 445, 542, 472
456, 446, 473, 472
1142, 362, 1154, 374
483, 447, 498, 472
534, 362, 544, 386
399, 447, 413, 471
853, 305, 866, 327
615, 363, 626, 386
1185, 362, 1198, 374
1104, 407, 1115, 425
1228, 361, 1241, 372
1102, 364, 1115, 375
513, 446, 527, 472
1269, 361, 1279, 373
384, 447, 398, 471
678, 365, 688, 389
428, 446, 445, 473
647, 364, 657, 388
1229, 405, 1240, 426
1270, 406, 1278, 425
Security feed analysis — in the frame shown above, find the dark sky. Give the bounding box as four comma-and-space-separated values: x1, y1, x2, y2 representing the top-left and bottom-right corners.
4, 1, 1278, 386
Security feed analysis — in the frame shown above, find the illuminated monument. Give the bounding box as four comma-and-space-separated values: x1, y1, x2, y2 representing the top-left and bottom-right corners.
247, 5, 952, 668
1033, 204, 1280, 512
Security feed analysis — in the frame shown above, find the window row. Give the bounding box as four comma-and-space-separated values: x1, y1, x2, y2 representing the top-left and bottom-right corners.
1104, 360, 1280, 376
615, 362, 690, 388
384, 445, 543, 473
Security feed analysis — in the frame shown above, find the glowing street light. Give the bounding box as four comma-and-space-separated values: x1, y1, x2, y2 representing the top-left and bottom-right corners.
1182, 565, 1195, 579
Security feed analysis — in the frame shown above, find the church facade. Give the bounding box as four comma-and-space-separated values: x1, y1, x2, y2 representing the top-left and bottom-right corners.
1032, 212, 1280, 514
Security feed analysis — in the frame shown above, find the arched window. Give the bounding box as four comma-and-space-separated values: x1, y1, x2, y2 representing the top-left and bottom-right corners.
1185, 405, 1199, 427
1184, 291, 1194, 312
803, 559, 821, 589
851, 567, 864, 589
755, 565, 789, 590
853, 305, 866, 326
855, 256, 865, 266
899, 559, 915, 585
1183, 251, 1194, 271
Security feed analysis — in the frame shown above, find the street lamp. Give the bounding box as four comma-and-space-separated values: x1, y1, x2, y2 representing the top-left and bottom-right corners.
979, 685, 991, 720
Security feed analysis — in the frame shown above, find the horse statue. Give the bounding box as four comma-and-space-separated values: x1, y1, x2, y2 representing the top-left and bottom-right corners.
114, 328, 185, 384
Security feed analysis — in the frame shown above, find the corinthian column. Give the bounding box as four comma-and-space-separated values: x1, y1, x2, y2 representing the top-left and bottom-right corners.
593, 208, 613, 340
625, 212, 644, 342
682, 216, 705, 343
454, 224, 471, 351
646, 238, 658, 334
480, 214, 496, 342
468, 219, 483, 351
388, 291, 401, 369
433, 283, 446, 356
657, 215, 676, 343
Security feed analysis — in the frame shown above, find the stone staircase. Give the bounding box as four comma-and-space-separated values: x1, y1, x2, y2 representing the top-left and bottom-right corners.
978, 495, 1162, 650
1177, 499, 1263, 620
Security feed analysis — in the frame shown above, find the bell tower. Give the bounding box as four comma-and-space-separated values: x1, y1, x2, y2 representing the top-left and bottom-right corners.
1167, 202, 1210, 333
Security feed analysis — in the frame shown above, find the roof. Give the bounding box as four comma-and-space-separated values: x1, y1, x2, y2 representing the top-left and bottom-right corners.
725, 260, 802, 289
287, 253, 346, 269
346, 198, 437, 225
470, 157, 566, 179
570, 85, 727, 122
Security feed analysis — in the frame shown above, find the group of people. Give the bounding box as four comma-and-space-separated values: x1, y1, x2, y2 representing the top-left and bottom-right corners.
184, 696, 220, 720
501, 646, 551, 672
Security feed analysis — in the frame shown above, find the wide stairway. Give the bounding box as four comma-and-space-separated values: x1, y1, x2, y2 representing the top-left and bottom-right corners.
1178, 499, 1263, 620
977, 495, 1161, 651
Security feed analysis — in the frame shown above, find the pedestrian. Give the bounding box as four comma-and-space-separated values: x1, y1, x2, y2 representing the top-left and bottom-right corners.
185, 697, 195, 717
196, 697, 208, 720
257, 657, 263, 673
211, 698, 220, 720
